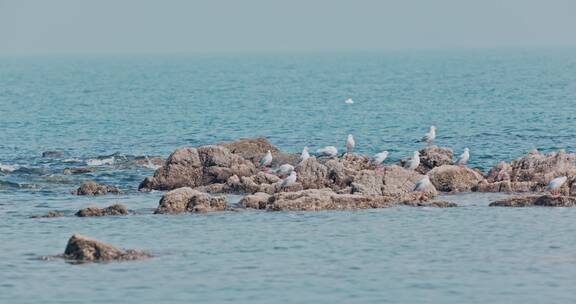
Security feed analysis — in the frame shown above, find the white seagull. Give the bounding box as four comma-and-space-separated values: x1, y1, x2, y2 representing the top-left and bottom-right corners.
372, 151, 389, 172
259, 150, 273, 169
456, 148, 470, 166
346, 134, 355, 154
403, 151, 420, 170
316, 146, 338, 158
276, 164, 294, 175
413, 175, 433, 201
417, 126, 436, 144
281, 171, 297, 190
545, 176, 567, 197
300, 146, 310, 162
345, 98, 354, 104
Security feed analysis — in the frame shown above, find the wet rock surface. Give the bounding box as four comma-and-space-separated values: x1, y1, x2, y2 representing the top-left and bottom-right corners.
61, 234, 149, 263
401, 200, 458, 208
428, 165, 484, 193
75, 204, 129, 217
489, 195, 576, 207
73, 181, 121, 196
154, 187, 227, 214
30, 211, 65, 219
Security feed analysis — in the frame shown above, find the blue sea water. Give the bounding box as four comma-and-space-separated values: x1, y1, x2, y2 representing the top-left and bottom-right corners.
1, 49, 576, 303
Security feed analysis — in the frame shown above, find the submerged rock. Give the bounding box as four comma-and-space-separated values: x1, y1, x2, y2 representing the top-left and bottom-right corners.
154, 187, 227, 214
428, 165, 485, 192
42, 150, 65, 158
63, 167, 97, 175
489, 195, 576, 207
62, 234, 149, 263
265, 189, 401, 211
30, 211, 65, 219
75, 204, 129, 217
73, 181, 121, 196
401, 200, 458, 208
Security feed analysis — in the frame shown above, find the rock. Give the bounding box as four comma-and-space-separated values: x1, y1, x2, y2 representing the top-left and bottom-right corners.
75, 204, 129, 217
154, 187, 227, 214
401, 146, 453, 173
401, 200, 458, 208
240, 192, 271, 209
481, 150, 576, 193
63, 167, 97, 175
489, 195, 576, 207
265, 189, 400, 211
42, 150, 64, 158
218, 137, 280, 164
133, 156, 166, 167
295, 158, 330, 189
30, 211, 65, 218
427, 165, 485, 192
62, 234, 149, 263
351, 165, 437, 198
73, 181, 121, 196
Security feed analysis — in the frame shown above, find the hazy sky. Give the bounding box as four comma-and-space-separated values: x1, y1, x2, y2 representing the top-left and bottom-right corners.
1, 0, 575, 54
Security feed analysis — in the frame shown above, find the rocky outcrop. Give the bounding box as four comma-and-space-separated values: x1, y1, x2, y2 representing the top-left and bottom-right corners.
30, 211, 65, 219
75, 204, 129, 217
139, 145, 256, 191
265, 189, 398, 211
428, 165, 485, 192
133, 156, 166, 167
226, 172, 297, 194
489, 195, 576, 207
63, 167, 97, 175
154, 187, 227, 214
351, 165, 437, 198
42, 150, 64, 158
400, 146, 454, 174
401, 200, 458, 208
240, 192, 271, 209
62, 234, 149, 263
218, 137, 293, 166
480, 150, 576, 193
73, 181, 121, 196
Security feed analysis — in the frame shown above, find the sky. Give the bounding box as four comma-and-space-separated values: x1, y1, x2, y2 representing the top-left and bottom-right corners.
1, 0, 576, 54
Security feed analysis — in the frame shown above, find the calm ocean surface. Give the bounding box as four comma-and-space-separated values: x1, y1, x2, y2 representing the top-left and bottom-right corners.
1, 49, 576, 303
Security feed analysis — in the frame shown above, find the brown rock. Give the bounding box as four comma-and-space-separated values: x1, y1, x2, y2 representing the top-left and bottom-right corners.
295, 157, 330, 189
401, 200, 458, 208
240, 192, 271, 209
154, 187, 227, 214
63, 234, 149, 263
75, 204, 129, 217
266, 189, 399, 211
351, 165, 437, 198
400, 146, 454, 173
428, 165, 485, 192
489, 195, 576, 207
73, 181, 121, 196
63, 167, 97, 175
218, 137, 279, 163
30, 211, 65, 219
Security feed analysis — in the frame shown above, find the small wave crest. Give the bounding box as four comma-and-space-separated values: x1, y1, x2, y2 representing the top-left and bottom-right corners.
86, 157, 115, 166
0, 163, 19, 173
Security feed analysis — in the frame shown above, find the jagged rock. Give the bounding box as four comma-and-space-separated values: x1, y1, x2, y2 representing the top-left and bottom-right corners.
225, 172, 301, 194
240, 192, 271, 209
401, 200, 458, 208
265, 189, 399, 211
489, 195, 576, 207
295, 158, 330, 189
351, 165, 437, 198
75, 204, 129, 217
73, 181, 121, 196
400, 146, 454, 173
62, 234, 149, 263
428, 165, 485, 192
154, 187, 227, 214
30, 211, 65, 219
42, 150, 64, 158
481, 150, 576, 193
63, 167, 97, 175
218, 137, 280, 163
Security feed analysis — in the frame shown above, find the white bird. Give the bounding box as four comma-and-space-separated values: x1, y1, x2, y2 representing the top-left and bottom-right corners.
403, 151, 420, 170
276, 164, 294, 175
300, 146, 310, 162
413, 175, 433, 201
281, 171, 297, 190
259, 150, 273, 169
456, 148, 470, 166
545, 176, 567, 196
346, 134, 355, 153
417, 126, 436, 144
345, 98, 354, 104
372, 151, 389, 172
316, 146, 338, 158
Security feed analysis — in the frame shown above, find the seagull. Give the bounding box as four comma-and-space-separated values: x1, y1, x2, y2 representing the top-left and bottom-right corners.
413, 175, 433, 201
346, 134, 355, 154
403, 151, 420, 170
275, 164, 294, 176
372, 151, 389, 173
316, 146, 338, 158
456, 148, 470, 166
259, 150, 273, 170
281, 171, 297, 190
545, 176, 567, 197
345, 98, 354, 104
416, 126, 436, 145
300, 146, 310, 162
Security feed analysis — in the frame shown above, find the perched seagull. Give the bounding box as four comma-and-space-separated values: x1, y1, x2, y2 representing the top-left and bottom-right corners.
275, 164, 294, 176
545, 176, 567, 197
346, 134, 355, 154
281, 171, 297, 190
259, 150, 273, 170
372, 151, 389, 173
456, 148, 470, 166
345, 98, 354, 104
300, 146, 310, 162
403, 151, 420, 170
413, 175, 433, 201
316, 146, 338, 158
416, 126, 436, 145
